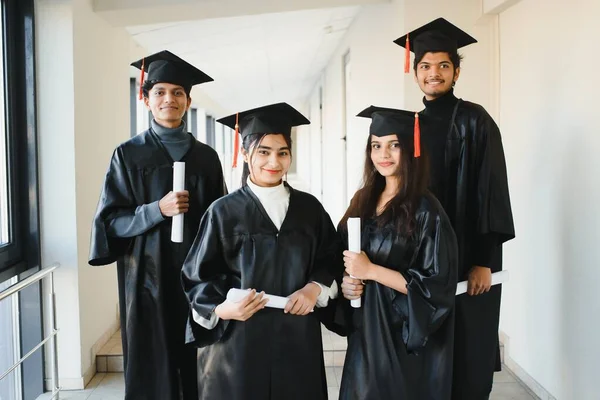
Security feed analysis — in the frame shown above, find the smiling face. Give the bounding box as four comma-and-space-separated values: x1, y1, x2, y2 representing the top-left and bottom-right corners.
243, 133, 292, 187
144, 82, 192, 128
414, 51, 460, 101
369, 134, 402, 177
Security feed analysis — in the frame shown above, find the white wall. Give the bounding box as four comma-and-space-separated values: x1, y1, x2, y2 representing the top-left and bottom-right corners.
305, 1, 406, 224
72, 0, 132, 385
498, 1, 600, 398
36, 0, 83, 386
36, 0, 135, 388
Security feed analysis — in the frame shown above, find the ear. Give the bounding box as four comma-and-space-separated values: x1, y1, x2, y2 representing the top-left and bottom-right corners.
453, 66, 461, 84
241, 147, 249, 163
143, 96, 150, 110
186, 96, 192, 111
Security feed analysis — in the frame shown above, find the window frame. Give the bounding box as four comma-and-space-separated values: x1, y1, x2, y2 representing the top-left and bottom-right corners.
0, 0, 40, 283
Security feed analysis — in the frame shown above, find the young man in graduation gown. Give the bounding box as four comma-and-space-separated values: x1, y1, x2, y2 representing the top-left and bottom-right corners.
394, 18, 515, 400
88, 50, 226, 400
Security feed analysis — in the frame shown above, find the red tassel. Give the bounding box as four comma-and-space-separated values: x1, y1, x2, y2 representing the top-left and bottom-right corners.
232, 113, 240, 168
138, 58, 145, 100
414, 113, 421, 158
404, 33, 410, 74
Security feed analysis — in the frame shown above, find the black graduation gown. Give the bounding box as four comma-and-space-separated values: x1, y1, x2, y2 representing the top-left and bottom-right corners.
420, 90, 516, 400
181, 184, 342, 400
88, 129, 226, 400
335, 195, 458, 400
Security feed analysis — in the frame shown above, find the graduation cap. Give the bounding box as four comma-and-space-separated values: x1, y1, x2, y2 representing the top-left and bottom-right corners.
131, 50, 213, 99
357, 106, 421, 158
393, 17, 477, 73
217, 102, 310, 168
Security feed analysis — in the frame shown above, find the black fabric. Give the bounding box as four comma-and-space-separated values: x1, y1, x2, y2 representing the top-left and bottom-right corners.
131, 50, 213, 90
394, 17, 477, 56
332, 195, 458, 400
357, 106, 419, 138
420, 93, 515, 400
181, 184, 342, 400
217, 102, 309, 140
89, 129, 226, 400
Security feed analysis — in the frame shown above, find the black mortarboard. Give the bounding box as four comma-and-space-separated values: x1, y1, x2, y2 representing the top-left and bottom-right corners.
357, 106, 422, 157
131, 50, 213, 99
393, 17, 477, 73
217, 102, 310, 168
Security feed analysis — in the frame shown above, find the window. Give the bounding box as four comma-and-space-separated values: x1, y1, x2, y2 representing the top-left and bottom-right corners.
0, 0, 44, 397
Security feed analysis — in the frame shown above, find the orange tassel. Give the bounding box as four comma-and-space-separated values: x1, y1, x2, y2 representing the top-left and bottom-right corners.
414, 113, 421, 158
232, 113, 240, 168
404, 33, 410, 74
138, 58, 145, 100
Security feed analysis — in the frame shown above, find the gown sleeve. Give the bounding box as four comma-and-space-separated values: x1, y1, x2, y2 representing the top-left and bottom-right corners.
471, 110, 515, 268
89, 148, 139, 266
391, 208, 458, 354
181, 208, 232, 347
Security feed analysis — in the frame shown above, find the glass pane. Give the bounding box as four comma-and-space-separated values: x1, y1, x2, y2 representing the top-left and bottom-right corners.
0, 6, 9, 246
0, 277, 22, 400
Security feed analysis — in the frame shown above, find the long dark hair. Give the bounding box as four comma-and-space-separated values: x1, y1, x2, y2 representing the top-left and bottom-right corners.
240, 133, 293, 187
339, 133, 430, 237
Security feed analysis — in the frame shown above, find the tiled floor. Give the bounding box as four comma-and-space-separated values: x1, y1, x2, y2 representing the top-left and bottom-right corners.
38, 327, 539, 400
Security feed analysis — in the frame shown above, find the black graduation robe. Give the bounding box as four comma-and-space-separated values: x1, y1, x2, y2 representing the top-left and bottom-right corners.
88, 129, 226, 400
333, 194, 458, 400
181, 183, 342, 400
420, 90, 516, 400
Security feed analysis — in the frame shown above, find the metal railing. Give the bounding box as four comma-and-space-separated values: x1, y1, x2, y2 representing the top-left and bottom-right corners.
0, 263, 60, 399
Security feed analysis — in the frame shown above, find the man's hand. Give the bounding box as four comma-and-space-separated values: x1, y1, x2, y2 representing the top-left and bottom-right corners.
284, 283, 321, 315
214, 289, 268, 321
341, 275, 363, 300
467, 266, 492, 296
159, 190, 189, 217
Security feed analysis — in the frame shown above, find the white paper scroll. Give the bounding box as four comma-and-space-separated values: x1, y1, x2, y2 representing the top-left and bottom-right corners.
347, 218, 362, 308
227, 288, 289, 309
171, 162, 185, 243
455, 270, 509, 296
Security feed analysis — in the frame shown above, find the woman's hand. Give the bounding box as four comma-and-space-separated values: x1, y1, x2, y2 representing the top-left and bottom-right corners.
343, 250, 375, 281
214, 289, 268, 321
284, 283, 321, 315
341, 275, 364, 300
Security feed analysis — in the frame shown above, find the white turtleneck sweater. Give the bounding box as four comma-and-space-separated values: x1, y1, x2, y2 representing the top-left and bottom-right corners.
193, 178, 338, 329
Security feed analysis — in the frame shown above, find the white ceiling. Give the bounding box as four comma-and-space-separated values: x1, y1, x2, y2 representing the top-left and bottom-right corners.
126, 6, 360, 113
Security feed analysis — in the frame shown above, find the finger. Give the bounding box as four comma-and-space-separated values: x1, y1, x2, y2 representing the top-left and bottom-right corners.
240, 289, 256, 306
467, 282, 474, 296
246, 292, 265, 309
248, 296, 268, 315
289, 298, 305, 315
343, 276, 361, 285
300, 303, 313, 315
284, 295, 298, 313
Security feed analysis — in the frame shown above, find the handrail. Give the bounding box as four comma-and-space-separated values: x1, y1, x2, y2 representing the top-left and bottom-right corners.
0, 263, 59, 302
0, 263, 61, 399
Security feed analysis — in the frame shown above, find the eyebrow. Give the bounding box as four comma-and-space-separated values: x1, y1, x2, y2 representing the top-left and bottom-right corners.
371, 139, 399, 144
152, 85, 185, 91
418, 61, 452, 65
257, 145, 290, 151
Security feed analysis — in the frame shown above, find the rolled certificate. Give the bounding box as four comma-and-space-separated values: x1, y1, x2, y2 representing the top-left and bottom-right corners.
171, 162, 185, 243
227, 288, 289, 309
347, 217, 361, 308
455, 270, 509, 296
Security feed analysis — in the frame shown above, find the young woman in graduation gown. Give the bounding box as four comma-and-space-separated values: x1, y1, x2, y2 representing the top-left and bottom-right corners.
334, 107, 459, 400
181, 103, 341, 400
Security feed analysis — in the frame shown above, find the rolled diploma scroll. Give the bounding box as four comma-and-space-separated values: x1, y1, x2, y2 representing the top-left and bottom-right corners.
347, 218, 362, 308
227, 288, 290, 309
455, 270, 509, 296
171, 162, 185, 243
